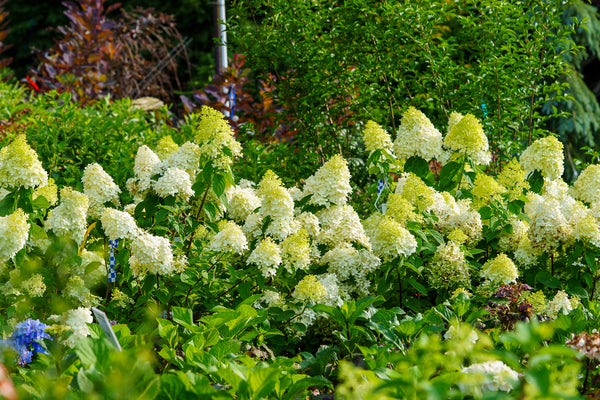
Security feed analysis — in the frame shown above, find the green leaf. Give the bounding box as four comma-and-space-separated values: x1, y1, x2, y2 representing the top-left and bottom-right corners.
136, 377, 160, 400
172, 307, 194, 327
32, 195, 51, 210
77, 369, 94, 393
527, 170, 544, 194
407, 277, 428, 296
437, 161, 461, 191
535, 270, 560, 289
404, 156, 430, 180
212, 173, 226, 198
479, 206, 492, 219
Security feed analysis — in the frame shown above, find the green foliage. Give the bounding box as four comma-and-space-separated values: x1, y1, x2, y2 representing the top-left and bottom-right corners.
230, 0, 580, 170
0, 89, 182, 190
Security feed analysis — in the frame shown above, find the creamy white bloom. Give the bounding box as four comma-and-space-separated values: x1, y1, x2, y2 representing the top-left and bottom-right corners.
460, 361, 520, 394
133, 145, 161, 192
295, 212, 320, 238
55, 307, 93, 348
527, 197, 571, 252
100, 207, 139, 240
162, 142, 202, 179
45, 187, 89, 244
303, 154, 352, 206
0, 135, 48, 190
129, 232, 174, 278
430, 192, 482, 244
572, 165, 600, 204
209, 220, 248, 255
545, 290, 574, 319
320, 243, 380, 295
153, 167, 194, 200
247, 237, 282, 278
257, 171, 295, 240
520, 136, 563, 180
393, 107, 443, 161
317, 205, 371, 249
82, 163, 121, 218
0, 209, 29, 262
228, 186, 261, 223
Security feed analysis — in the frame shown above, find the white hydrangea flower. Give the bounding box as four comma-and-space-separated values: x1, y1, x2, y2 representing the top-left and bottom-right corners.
228, 186, 261, 223
426, 241, 470, 290
64, 276, 100, 307
20, 274, 46, 297
317, 205, 371, 249
527, 197, 571, 252
573, 165, 600, 204
444, 324, 478, 344
247, 237, 282, 278
45, 187, 89, 244
82, 163, 121, 218
132, 145, 161, 193
303, 154, 352, 206
318, 273, 344, 307
295, 212, 320, 238
320, 243, 380, 296
0, 135, 48, 190
100, 207, 139, 241
545, 290, 574, 319
161, 141, 202, 179
242, 212, 264, 242
430, 192, 482, 244
129, 232, 174, 278
55, 307, 93, 348
0, 209, 29, 262
153, 167, 194, 200
460, 361, 520, 394
393, 107, 443, 161
209, 220, 248, 255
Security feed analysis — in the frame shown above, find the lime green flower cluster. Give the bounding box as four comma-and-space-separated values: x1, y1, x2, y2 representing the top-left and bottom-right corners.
472, 173, 505, 208
280, 229, 311, 273
480, 253, 519, 285
370, 216, 417, 262
362, 120, 393, 153
443, 112, 491, 165
0, 135, 48, 190
293, 274, 328, 304
519, 136, 563, 180
496, 158, 530, 201
395, 172, 435, 212
426, 241, 470, 290
192, 106, 242, 169
154, 135, 179, 160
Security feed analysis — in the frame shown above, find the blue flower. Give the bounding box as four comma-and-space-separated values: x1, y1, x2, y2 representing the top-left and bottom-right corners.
7, 319, 52, 366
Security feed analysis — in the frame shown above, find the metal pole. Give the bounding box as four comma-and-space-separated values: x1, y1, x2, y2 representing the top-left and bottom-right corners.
213, 0, 228, 75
